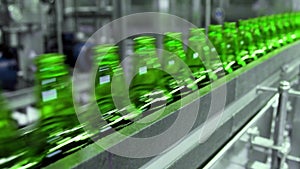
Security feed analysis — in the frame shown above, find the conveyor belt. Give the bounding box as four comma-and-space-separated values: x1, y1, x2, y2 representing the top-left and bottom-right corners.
41, 40, 300, 168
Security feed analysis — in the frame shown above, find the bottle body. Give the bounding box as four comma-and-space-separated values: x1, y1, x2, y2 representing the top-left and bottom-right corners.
130, 36, 172, 111
0, 92, 24, 168
187, 28, 218, 86
94, 44, 135, 128
162, 32, 197, 97
208, 25, 234, 74
237, 20, 258, 63
34, 53, 86, 163
35, 54, 79, 131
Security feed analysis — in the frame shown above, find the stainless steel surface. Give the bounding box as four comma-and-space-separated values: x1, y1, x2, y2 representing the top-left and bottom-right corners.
287, 155, 300, 163
257, 86, 278, 93
3, 87, 35, 109
203, 94, 278, 169
205, 0, 211, 33
209, 71, 300, 169
0, 0, 45, 81
56, 0, 63, 54
272, 81, 290, 169
288, 89, 300, 97
63, 0, 112, 33
215, 0, 295, 22
141, 63, 282, 169
0, 29, 2, 44
112, 0, 127, 58
158, 0, 169, 13
210, 103, 278, 169
4, 0, 41, 24
63, 6, 112, 16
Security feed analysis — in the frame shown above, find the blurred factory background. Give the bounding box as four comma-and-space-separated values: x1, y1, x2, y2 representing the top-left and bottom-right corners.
1, 0, 300, 169
0, 0, 299, 90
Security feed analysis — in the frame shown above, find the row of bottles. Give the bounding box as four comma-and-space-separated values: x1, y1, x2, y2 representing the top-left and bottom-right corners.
1, 12, 300, 168
94, 33, 215, 127
34, 53, 92, 165
0, 54, 93, 168
208, 12, 300, 74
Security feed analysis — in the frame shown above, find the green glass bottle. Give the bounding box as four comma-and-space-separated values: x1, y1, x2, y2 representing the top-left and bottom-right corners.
294, 12, 300, 39
162, 32, 197, 97
237, 20, 258, 63
258, 16, 273, 53
289, 13, 298, 41
281, 13, 292, 44
268, 15, 282, 50
208, 24, 233, 74
94, 44, 135, 128
130, 36, 172, 111
223, 22, 247, 69
35, 54, 79, 131
283, 13, 296, 43
0, 91, 25, 168
34, 53, 89, 163
274, 14, 287, 46
186, 28, 218, 86
249, 18, 267, 57
0, 92, 43, 169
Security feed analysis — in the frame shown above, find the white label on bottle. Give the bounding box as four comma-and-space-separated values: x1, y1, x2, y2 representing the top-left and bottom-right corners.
42, 89, 57, 102
99, 75, 110, 84
168, 60, 175, 65
193, 53, 199, 59
139, 66, 147, 75
41, 78, 56, 85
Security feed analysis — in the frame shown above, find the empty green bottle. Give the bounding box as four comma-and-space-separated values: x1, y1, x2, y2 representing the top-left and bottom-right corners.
249, 19, 267, 57
283, 13, 296, 43
35, 54, 79, 131
294, 12, 300, 39
0, 91, 43, 169
288, 13, 298, 41
208, 25, 234, 74
186, 28, 218, 86
34, 53, 88, 163
237, 20, 258, 63
268, 15, 282, 50
187, 26, 225, 77
223, 22, 247, 69
130, 36, 172, 111
0, 91, 25, 168
94, 44, 135, 128
274, 14, 288, 46
162, 32, 197, 97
